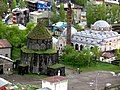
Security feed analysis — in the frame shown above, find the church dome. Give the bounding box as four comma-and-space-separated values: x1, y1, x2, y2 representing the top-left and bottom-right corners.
93, 20, 110, 28
91, 20, 112, 31
61, 27, 77, 36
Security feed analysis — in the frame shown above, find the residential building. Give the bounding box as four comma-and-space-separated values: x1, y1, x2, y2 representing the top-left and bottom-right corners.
42, 76, 68, 90
29, 11, 49, 23
0, 55, 13, 74
104, 0, 119, 4
26, 0, 38, 12
12, 8, 29, 26
26, 0, 51, 12
56, 3, 82, 23
52, 22, 74, 37
0, 39, 12, 58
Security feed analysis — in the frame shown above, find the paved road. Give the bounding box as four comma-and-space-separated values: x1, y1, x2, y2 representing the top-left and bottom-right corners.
0, 69, 120, 90
66, 69, 120, 90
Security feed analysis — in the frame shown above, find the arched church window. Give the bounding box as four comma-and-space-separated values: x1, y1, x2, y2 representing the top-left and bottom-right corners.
75, 44, 79, 50
71, 43, 73, 46
80, 45, 83, 50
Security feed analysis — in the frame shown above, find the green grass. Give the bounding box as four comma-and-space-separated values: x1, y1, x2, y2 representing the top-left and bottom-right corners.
61, 62, 120, 73
24, 73, 48, 78
48, 63, 65, 69
11, 47, 20, 60
81, 62, 120, 73
21, 46, 57, 54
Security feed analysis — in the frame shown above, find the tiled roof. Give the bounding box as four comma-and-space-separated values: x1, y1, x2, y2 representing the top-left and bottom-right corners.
42, 76, 67, 83
0, 39, 12, 48
102, 52, 115, 58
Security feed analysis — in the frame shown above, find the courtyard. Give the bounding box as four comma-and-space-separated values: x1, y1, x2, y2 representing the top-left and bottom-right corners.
0, 68, 120, 90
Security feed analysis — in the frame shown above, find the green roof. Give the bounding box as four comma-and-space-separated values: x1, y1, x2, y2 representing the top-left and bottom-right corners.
48, 64, 65, 69
19, 64, 28, 67
21, 46, 57, 54
112, 24, 120, 27
27, 22, 52, 39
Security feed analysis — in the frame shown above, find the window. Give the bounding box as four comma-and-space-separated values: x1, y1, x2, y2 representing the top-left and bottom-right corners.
5, 54, 8, 57
60, 44, 62, 46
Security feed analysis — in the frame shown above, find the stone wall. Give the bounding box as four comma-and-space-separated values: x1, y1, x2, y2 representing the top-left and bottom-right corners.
0, 58, 13, 74
47, 67, 65, 76
20, 51, 59, 74
27, 38, 52, 50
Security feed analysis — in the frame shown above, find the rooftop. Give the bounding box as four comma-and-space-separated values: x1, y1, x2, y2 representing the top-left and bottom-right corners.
93, 20, 111, 28
48, 64, 65, 69
21, 46, 57, 54
42, 76, 67, 83
27, 22, 52, 39
0, 39, 12, 48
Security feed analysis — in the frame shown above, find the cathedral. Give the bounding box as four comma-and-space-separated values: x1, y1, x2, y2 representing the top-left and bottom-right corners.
20, 21, 58, 74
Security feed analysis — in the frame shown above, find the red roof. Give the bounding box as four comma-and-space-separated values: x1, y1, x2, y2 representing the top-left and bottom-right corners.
0, 86, 7, 90
0, 39, 12, 48
42, 76, 67, 83
102, 52, 115, 58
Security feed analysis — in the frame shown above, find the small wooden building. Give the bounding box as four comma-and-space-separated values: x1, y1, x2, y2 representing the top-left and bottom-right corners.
0, 39, 12, 58
47, 64, 65, 76
0, 55, 13, 74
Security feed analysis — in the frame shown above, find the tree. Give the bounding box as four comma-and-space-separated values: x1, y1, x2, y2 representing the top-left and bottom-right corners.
11, 0, 16, 10
19, 0, 26, 8
87, 3, 107, 26
60, 46, 101, 67
50, 3, 60, 23
84, 47, 91, 66
51, 2, 57, 14
115, 49, 120, 60
26, 22, 35, 34
111, 4, 119, 23
91, 46, 102, 63
75, 0, 87, 7
74, 25, 84, 31
3, 0, 8, 4
0, 1, 8, 17
86, 1, 119, 26
59, 3, 66, 22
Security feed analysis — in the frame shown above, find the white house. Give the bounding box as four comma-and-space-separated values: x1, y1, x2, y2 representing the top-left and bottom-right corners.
29, 11, 49, 23
0, 39, 12, 58
100, 52, 116, 63
42, 76, 68, 90
56, 3, 82, 23
56, 27, 77, 54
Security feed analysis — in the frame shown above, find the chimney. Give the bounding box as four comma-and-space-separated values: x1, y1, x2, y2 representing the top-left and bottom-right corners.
67, 3, 72, 45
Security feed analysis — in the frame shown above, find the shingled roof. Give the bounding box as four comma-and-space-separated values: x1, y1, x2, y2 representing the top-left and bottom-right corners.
27, 22, 52, 39
0, 39, 12, 48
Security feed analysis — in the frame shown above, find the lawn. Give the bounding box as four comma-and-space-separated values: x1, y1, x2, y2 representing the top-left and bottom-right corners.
81, 62, 120, 73
62, 62, 120, 73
